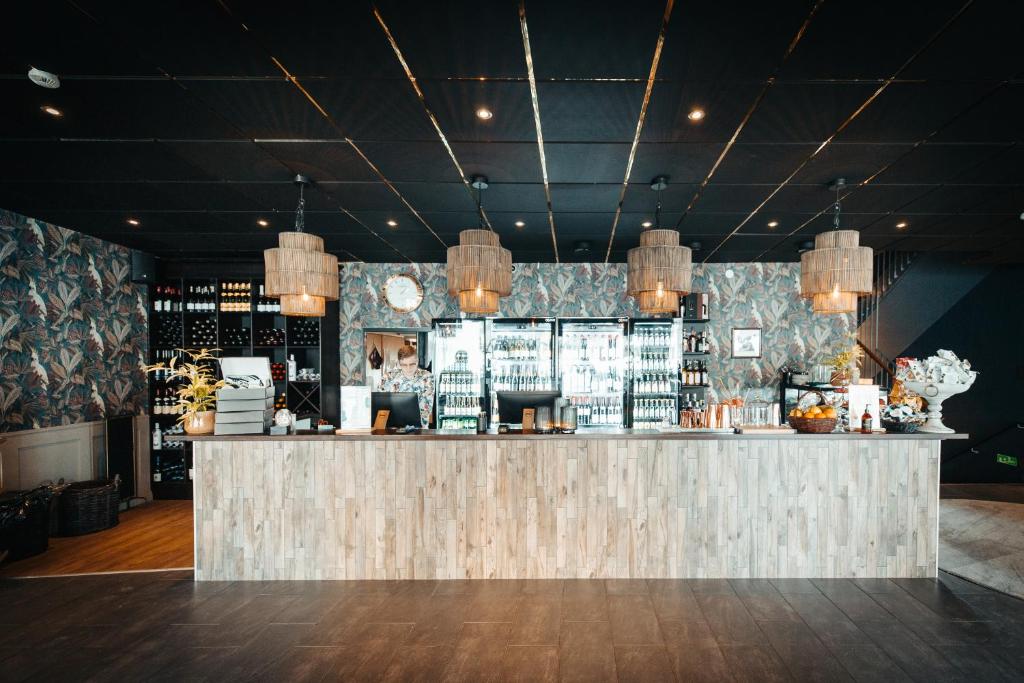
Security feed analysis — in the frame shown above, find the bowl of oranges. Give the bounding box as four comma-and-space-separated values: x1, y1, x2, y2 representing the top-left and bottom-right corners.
788, 404, 838, 433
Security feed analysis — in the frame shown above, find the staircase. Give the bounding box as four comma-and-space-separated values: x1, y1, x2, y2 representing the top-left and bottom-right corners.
855, 251, 993, 390
856, 251, 917, 390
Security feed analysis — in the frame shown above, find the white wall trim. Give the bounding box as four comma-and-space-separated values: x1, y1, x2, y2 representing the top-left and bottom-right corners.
0, 416, 151, 500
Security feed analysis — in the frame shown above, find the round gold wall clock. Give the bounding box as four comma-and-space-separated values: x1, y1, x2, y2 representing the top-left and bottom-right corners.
382, 273, 424, 313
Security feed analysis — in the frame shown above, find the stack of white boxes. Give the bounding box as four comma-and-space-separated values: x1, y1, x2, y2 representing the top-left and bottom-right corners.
215, 357, 275, 435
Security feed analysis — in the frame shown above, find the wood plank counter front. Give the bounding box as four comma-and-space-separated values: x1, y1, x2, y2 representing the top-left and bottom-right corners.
184, 431, 965, 582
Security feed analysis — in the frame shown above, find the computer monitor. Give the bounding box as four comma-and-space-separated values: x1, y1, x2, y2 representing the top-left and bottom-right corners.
496, 391, 561, 425
371, 392, 423, 429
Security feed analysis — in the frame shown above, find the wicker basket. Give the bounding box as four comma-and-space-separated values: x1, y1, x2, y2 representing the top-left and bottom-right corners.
58, 480, 119, 536
881, 420, 919, 434
788, 416, 838, 434
0, 489, 52, 561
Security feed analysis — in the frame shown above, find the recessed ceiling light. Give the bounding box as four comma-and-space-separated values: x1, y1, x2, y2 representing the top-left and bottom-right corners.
514, 220, 525, 228
126, 218, 140, 226
641, 220, 653, 228
687, 108, 705, 122
895, 221, 908, 229
475, 107, 493, 120
767, 220, 779, 228
386, 219, 398, 227
40, 105, 62, 117
257, 218, 269, 227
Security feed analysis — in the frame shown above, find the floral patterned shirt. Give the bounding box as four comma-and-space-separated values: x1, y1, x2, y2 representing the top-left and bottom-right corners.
379, 368, 434, 427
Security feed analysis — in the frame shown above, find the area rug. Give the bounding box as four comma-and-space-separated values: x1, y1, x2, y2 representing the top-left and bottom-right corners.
940, 498, 1024, 599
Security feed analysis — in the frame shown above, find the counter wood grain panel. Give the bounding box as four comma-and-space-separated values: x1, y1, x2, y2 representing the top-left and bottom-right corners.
193, 438, 940, 581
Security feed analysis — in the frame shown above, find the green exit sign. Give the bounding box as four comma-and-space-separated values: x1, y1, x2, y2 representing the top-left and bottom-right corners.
996, 454, 1018, 467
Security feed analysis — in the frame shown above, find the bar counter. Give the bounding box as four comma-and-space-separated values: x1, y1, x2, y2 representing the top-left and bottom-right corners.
182, 430, 965, 582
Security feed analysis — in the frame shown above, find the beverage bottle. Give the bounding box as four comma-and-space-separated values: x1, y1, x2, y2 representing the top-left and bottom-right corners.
861, 406, 873, 434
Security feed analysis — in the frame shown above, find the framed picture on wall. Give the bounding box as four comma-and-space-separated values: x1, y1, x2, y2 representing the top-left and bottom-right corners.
731, 327, 762, 359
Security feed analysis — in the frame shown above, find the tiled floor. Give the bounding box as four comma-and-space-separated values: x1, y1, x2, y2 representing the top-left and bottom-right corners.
940, 497, 1024, 599
1, 570, 1022, 682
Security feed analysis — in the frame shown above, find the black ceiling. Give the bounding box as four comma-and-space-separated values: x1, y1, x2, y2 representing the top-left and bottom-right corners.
1, 1, 1021, 264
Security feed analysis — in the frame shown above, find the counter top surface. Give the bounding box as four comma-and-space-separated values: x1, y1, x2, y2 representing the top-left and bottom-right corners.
180, 429, 967, 442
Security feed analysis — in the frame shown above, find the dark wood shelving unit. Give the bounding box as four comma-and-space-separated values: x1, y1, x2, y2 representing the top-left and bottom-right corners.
146, 269, 338, 500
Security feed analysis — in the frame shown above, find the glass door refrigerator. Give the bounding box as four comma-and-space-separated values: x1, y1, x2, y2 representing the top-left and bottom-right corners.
557, 318, 628, 428
432, 318, 486, 430
485, 318, 557, 428
628, 319, 682, 428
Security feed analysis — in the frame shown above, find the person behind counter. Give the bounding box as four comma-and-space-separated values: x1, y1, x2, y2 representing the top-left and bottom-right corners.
378, 344, 434, 427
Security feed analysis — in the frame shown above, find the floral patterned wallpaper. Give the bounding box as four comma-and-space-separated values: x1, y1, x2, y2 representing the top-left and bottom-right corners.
0, 209, 149, 432
339, 262, 853, 399
692, 263, 854, 400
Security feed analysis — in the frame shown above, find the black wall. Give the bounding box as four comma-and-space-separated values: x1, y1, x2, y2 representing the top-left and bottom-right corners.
899, 265, 1024, 483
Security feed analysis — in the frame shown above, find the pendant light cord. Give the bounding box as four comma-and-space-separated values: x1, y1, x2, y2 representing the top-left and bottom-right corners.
476, 183, 485, 229
655, 188, 663, 229
833, 182, 841, 231
294, 183, 306, 233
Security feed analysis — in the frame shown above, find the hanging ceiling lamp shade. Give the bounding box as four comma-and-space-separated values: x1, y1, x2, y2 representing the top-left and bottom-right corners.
446, 176, 512, 315
627, 177, 692, 315
264, 175, 338, 317
799, 179, 872, 315
447, 229, 511, 314
810, 289, 860, 315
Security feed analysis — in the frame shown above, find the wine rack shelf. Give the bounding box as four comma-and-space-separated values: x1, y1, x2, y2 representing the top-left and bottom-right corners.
147, 276, 325, 500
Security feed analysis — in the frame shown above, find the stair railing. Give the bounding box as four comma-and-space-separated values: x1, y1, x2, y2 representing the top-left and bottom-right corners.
856, 250, 917, 391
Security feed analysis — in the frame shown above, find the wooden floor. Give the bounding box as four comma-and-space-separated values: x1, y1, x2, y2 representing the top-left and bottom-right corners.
0, 500, 193, 578
1, 570, 1022, 682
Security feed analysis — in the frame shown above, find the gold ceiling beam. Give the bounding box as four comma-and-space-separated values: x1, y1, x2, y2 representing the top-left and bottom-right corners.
518, 0, 560, 263
372, 4, 495, 232
704, 0, 974, 262
604, 0, 674, 264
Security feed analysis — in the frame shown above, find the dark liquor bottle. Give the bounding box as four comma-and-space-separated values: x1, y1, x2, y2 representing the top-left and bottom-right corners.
860, 406, 873, 434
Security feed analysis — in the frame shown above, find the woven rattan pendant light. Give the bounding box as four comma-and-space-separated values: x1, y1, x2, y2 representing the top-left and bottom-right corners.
264, 175, 339, 317
627, 176, 692, 315
446, 176, 512, 315
800, 178, 872, 315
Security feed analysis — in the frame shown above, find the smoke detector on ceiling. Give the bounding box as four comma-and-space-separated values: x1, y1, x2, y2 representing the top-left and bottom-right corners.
28, 67, 60, 89
573, 240, 592, 254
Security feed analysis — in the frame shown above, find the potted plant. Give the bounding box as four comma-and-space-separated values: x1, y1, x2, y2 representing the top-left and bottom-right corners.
824, 342, 863, 386
144, 348, 225, 435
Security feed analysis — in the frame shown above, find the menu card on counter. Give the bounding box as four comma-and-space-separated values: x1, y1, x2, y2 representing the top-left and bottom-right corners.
338, 386, 372, 433
848, 384, 881, 431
